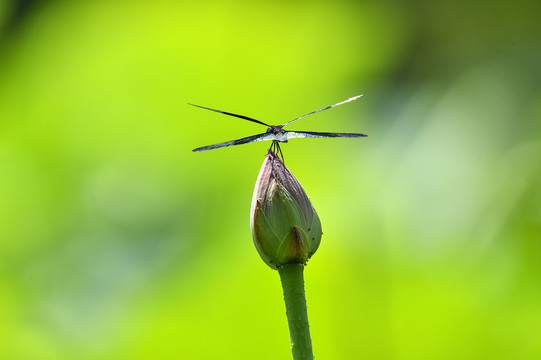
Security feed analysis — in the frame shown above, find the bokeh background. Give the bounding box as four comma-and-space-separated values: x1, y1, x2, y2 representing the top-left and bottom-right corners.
1, 0, 540, 359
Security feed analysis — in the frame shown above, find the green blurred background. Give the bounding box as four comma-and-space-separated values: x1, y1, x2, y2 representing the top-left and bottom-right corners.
1, 0, 540, 359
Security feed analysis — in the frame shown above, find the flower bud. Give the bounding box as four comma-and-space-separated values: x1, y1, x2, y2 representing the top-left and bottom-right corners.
250, 149, 322, 269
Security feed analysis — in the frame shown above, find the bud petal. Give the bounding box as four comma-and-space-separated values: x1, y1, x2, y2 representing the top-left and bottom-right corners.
250, 150, 322, 269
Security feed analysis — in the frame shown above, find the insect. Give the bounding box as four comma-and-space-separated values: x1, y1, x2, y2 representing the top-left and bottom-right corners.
190, 94, 367, 158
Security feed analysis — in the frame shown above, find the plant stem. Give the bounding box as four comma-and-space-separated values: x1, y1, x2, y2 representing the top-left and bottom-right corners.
278, 263, 314, 360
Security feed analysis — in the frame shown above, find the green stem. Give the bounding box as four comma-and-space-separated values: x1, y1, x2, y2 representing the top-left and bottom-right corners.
278, 263, 314, 360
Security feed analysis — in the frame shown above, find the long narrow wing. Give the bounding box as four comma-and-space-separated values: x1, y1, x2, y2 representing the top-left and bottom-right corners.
188, 103, 270, 127
192, 132, 278, 152
285, 130, 367, 140
282, 94, 363, 127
